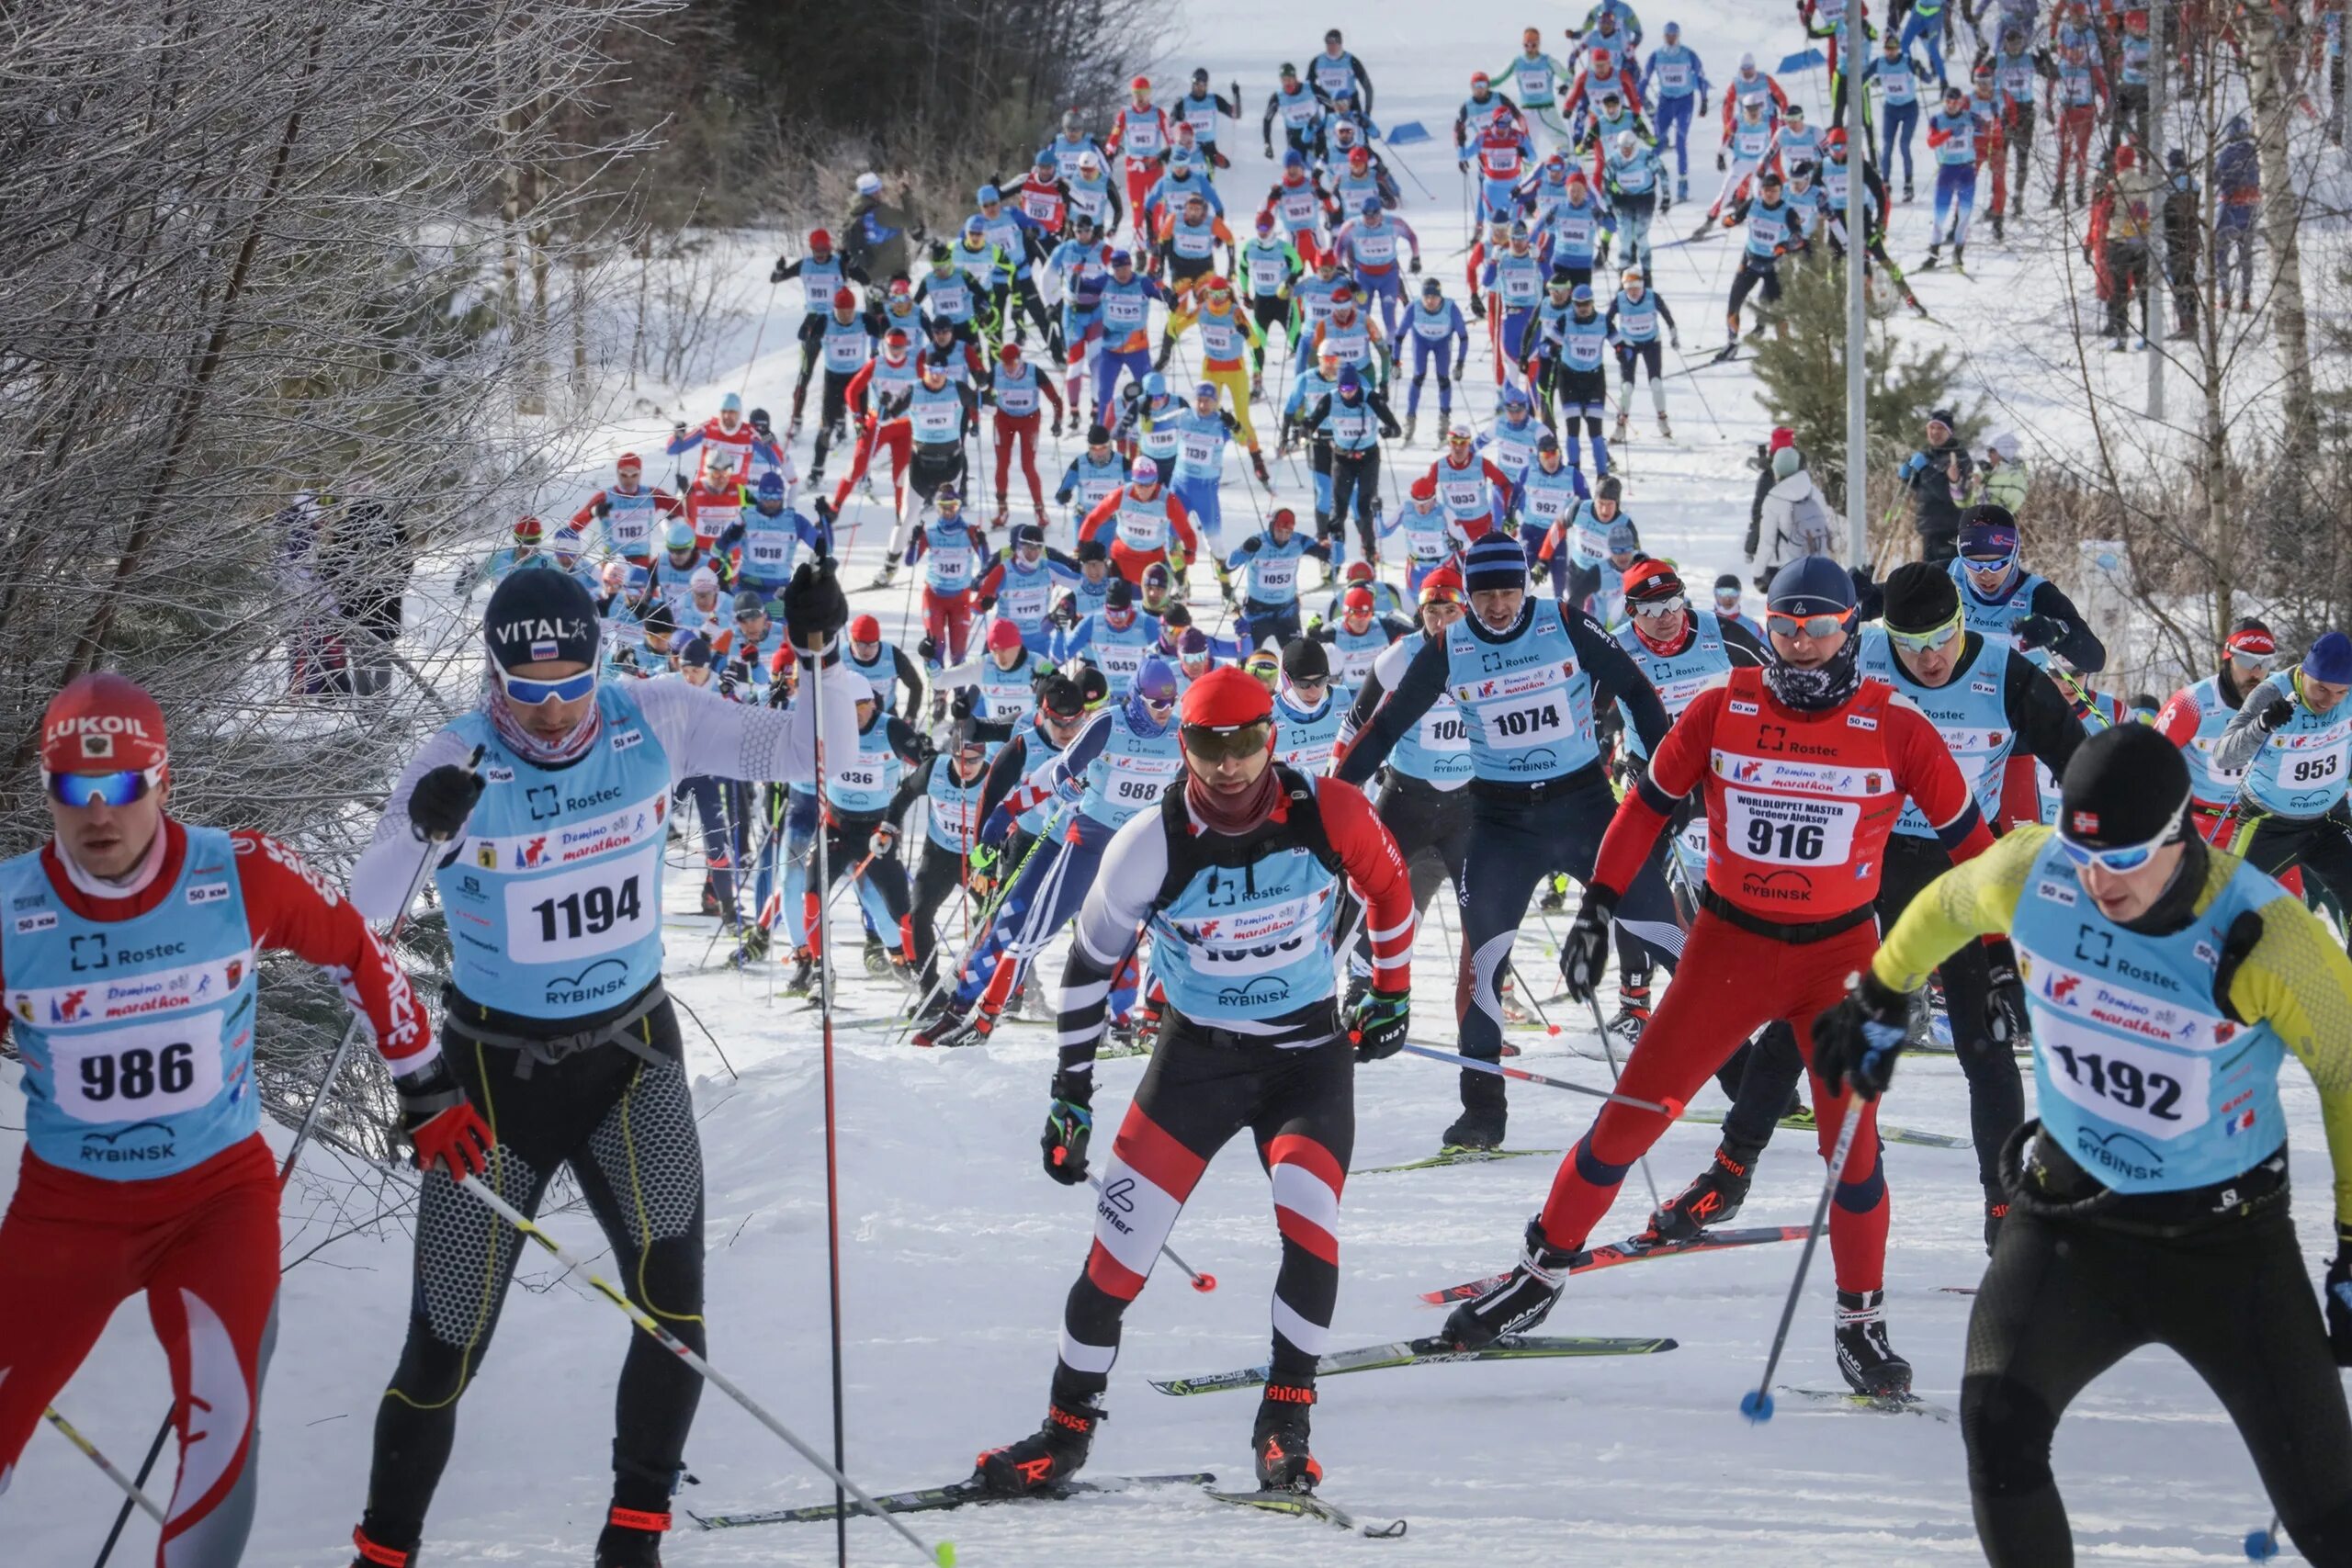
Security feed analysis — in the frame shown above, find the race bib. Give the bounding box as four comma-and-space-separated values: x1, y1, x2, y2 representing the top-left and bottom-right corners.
51, 1012, 225, 1124
1255, 557, 1298, 595
1470, 666, 1571, 750
2038, 1011, 2209, 1141
506, 845, 658, 964
1721, 790, 1860, 866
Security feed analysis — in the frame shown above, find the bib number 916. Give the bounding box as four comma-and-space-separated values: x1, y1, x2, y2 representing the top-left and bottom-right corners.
82, 1042, 195, 1103
1745, 818, 1825, 861
532, 875, 643, 944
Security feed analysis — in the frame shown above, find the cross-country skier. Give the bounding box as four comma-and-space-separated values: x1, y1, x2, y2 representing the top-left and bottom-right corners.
2210, 629, 2352, 950
1815, 720, 2352, 1562
1335, 535, 1682, 1146
1439, 558, 1994, 1395
0, 674, 437, 1568
971, 662, 1413, 1497
2152, 618, 2278, 842
345, 561, 857, 1568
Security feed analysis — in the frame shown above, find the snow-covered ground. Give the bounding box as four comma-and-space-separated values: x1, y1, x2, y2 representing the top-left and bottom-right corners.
10, 2, 2352, 1564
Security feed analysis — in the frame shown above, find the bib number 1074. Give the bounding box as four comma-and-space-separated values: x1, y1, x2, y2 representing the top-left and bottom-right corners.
532, 874, 643, 944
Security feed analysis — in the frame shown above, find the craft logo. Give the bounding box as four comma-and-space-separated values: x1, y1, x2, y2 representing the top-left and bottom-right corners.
517, 837, 548, 868
51, 988, 87, 1022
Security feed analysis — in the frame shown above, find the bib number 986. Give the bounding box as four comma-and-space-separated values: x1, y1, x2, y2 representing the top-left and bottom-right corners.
82, 1042, 195, 1104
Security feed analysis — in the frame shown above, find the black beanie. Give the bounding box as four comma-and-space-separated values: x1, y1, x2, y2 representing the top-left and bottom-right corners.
1282, 637, 1330, 682
485, 569, 600, 669
1880, 560, 1960, 633
2059, 725, 2191, 850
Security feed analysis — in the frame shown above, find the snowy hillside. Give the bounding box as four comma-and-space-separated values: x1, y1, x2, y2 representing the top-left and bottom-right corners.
8, 0, 2351, 1563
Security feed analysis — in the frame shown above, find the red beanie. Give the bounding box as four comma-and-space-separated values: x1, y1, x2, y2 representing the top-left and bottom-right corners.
43, 673, 168, 774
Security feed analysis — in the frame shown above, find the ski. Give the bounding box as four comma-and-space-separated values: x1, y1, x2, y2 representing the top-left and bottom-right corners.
1361, 1145, 1560, 1176
1678, 1108, 1972, 1150
1202, 1487, 1408, 1538
1419, 1224, 1811, 1304
1778, 1386, 1957, 1423
688, 1471, 1216, 1529
1149, 1334, 1677, 1395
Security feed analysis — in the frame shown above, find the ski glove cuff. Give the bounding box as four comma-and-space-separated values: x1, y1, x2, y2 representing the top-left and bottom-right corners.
1042, 1090, 1094, 1186
1812, 969, 1912, 1101
397, 1060, 498, 1180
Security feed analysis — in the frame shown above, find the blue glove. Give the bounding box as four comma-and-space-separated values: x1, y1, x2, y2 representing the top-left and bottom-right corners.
1812, 971, 1911, 1100
979, 806, 1014, 848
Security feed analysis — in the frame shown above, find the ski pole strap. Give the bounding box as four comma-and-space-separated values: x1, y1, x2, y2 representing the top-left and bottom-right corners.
441, 982, 673, 1079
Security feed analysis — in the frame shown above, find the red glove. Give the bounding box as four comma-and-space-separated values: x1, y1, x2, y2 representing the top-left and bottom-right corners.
396, 1062, 498, 1179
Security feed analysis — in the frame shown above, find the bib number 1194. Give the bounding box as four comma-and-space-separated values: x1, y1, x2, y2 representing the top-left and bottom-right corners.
532, 874, 643, 944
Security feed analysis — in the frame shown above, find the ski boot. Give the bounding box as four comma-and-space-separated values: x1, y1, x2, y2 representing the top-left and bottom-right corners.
1952, 243, 1966, 272
1604, 983, 1652, 1046
1657, 412, 1672, 440
869, 552, 900, 588
1106, 1012, 1144, 1053
974, 1400, 1104, 1495
1250, 374, 1264, 401
1677, 175, 1690, 202
1613, 411, 1630, 446
784, 947, 816, 994
993, 502, 1011, 527
1252, 1382, 1322, 1492
1835, 1290, 1914, 1397
1400, 414, 1417, 446
862, 935, 891, 976
728, 925, 771, 969
699, 883, 724, 917
1901, 182, 1914, 204
1645, 1146, 1752, 1243
1442, 1215, 1576, 1349
1250, 448, 1272, 485
1537, 873, 1568, 913
1921, 243, 1941, 271
594, 1507, 670, 1568
1440, 1078, 1507, 1151
912, 1005, 980, 1049
1989, 212, 2004, 243
2074, 182, 2086, 207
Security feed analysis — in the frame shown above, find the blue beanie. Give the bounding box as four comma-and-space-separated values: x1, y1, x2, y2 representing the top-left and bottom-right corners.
1767, 556, 1857, 616
1464, 536, 1528, 593
2305, 631, 2352, 685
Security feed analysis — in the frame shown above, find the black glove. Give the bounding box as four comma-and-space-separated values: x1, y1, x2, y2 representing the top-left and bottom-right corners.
1349, 987, 1409, 1062
2326, 1229, 2352, 1367
1049, 592, 1079, 629
2259, 693, 2296, 732
1716, 151, 1727, 171
918, 634, 941, 664
1559, 885, 1617, 1002
1041, 1074, 1093, 1184
1982, 937, 2029, 1049
1811, 969, 1912, 1100
408, 761, 485, 842
783, 557, 849, 652
2011, 614, 2064, 651
594, 498, 612, 520
950, 688, 977, 721
769, 256, 790, 283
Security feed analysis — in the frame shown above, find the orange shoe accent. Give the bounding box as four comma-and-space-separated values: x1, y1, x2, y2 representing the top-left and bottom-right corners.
607, 1506, 672, 1532
351, 1528, 412, 1568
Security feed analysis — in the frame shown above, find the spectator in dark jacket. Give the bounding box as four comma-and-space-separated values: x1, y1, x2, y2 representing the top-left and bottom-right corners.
842, 171, 925, 284
1896, 406, 1971, 561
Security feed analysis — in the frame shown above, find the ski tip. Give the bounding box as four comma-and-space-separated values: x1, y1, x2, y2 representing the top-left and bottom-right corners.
1193, 1271, 1219, 1293
1738, 1387, 1775, 1425
2245, 1529, 2279, 1562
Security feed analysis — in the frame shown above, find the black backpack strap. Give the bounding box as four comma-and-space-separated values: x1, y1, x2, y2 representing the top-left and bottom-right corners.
1272, 764, 1348, 882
